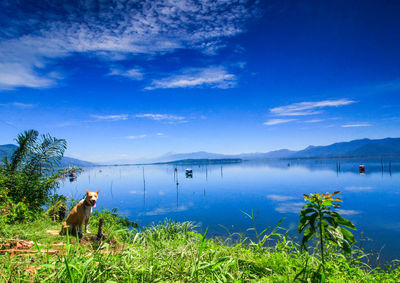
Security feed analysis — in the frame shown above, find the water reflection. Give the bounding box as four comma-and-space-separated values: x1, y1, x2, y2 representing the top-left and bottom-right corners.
60, 159, 400, 263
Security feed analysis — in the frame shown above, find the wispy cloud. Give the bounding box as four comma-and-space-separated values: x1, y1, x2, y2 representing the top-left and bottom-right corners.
91, 114, 128, 121
266, 194, 296, 202
275, 202, 304, 214
0, 1, 258, 90
145, 66, 236, 90
109, 67, 144, 80
270, 99, 356, 117
0, 102, 35, 109
0, 63, 57, 90
341, 123, 371, 128
304, 119, 323, 123
336, 209, 362, 216
126, 134, 147, 140
140, 205, 188, 216
136, 113, 186, 123
344, 186, 374, 192
264, 118, 296, 126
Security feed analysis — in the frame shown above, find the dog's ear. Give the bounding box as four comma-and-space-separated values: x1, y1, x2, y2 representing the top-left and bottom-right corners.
85, 189, 90, 194
96, 190, 100, 194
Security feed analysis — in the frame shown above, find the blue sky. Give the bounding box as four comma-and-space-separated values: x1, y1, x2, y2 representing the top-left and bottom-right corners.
1, 0, 400, 163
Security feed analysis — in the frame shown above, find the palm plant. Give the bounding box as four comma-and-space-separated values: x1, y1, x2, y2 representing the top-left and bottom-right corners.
1, 130, 67, 210
4, 130, 66, 175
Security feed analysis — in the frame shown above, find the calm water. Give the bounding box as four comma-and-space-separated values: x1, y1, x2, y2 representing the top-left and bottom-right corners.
60, 159, 400, 263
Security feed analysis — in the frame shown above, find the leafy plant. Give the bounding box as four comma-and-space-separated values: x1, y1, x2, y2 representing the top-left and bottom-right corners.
298, 191, 356, 268
0, 130, 67, 212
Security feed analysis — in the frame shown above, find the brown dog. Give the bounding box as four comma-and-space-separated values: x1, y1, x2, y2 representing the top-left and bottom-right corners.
60, 189, 99, 236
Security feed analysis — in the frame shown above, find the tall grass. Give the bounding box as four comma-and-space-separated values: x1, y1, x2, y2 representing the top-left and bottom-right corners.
1, 211, 399, 282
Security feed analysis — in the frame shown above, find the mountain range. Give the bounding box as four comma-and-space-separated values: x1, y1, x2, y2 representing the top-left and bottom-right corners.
2, 137, 400, 165
0, 144, 94, 167
156, 137, 400, 162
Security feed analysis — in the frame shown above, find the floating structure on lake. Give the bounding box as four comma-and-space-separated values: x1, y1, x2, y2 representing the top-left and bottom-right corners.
185, 168, 193, 178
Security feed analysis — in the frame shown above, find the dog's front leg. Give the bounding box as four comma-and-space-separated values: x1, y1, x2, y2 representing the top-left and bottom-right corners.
85, 217, 90, 233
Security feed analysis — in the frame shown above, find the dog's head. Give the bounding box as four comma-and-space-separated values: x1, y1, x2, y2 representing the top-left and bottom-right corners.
85, 189, 100, 207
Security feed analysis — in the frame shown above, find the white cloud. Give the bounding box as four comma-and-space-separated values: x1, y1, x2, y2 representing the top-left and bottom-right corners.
91, 114, 128, 121
266, 194, 296, 202
344, 186, 374, 192
0, 1, 258, 90
264, 118, 296, 126
336, 209, 362, 216
275, 202, 304, 214
304, 119, 323, 123
145, 66, 236, 90
341, 123, 371, 128
156, 133, 165, 136
11, 102, 35, 109
0, 63, 56, 90
136, 113, 186, 122
140, 205, 188, 216
270, 99, 356, 117
0, 102, 35, 109
126, 134, 147, 140
109, 67, 144, 80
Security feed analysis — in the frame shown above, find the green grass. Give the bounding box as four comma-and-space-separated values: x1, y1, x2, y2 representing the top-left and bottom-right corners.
1, 211, 399, 282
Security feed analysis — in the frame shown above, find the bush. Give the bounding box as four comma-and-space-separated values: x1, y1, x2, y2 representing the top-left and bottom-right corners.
0, 130, 66, 220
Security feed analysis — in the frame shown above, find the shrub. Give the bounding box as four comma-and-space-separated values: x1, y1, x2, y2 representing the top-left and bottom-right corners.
0, 130, 66, 219
298, 191, 356, 279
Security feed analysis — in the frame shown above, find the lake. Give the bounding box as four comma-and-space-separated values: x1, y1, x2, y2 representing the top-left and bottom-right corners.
60, 159, 400, 264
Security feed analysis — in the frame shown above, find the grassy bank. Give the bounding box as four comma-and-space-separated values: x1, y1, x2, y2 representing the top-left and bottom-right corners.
1, 210, 399, 282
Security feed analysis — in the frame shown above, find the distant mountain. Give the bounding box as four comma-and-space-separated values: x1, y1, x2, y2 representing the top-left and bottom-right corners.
0, 144, 17, 158
59, 157, 94, 167
235, 149, 296, 160
291, 138, 400, 158
0, 144, 94, 167
158, 151, 227, 162
154, 158, 242, 165
155, 138, 400, 162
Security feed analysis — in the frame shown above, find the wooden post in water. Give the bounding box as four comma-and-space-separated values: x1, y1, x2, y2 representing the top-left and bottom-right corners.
97, 217, 104, 241
389, 161, 392, 176
142, 167, 146, 207
176, 171, 179, 207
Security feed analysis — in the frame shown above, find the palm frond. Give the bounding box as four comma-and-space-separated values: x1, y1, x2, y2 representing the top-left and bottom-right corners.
10, 129, 39, 171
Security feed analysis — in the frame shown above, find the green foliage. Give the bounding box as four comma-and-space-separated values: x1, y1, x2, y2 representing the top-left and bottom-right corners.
298, 191, 356, 271
1, 216, 399, 282
0, 187, 36, 224
242, 209, 285, 251
0, 130, 66, 214
45, 194, 67, 222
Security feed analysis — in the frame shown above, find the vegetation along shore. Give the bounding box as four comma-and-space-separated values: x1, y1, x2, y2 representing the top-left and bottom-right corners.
1, 131, 400, 282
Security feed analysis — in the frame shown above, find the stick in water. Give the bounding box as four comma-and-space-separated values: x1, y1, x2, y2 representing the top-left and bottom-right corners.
97, 217, 104, 240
